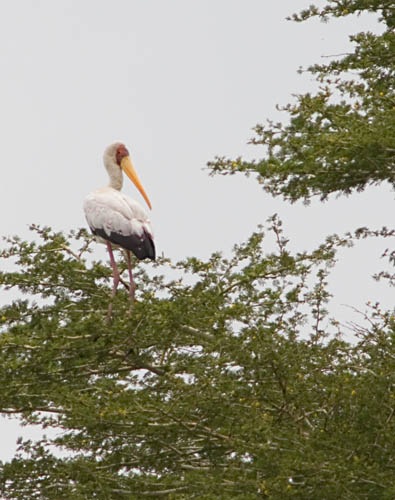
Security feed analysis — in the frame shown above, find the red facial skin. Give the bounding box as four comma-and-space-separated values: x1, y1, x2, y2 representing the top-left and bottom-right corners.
116, 144, 130, 166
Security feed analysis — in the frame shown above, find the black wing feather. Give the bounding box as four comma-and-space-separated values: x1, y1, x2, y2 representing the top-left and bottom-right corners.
91, 227, 155, 260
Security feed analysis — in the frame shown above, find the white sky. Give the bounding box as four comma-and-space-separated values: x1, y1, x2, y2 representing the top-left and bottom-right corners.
0, 0, 393, 462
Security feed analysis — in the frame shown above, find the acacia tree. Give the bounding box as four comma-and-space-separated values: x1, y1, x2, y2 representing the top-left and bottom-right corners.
0, 222, 393, 499
1, 1, 394, 499
209, 0, 395, 202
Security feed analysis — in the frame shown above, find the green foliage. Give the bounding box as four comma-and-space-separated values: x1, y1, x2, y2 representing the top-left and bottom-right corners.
1, 1, 394, 498
208, 0, 395, 202
0, 221, 394, 499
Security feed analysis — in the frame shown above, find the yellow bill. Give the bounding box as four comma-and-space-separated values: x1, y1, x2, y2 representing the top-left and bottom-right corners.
120, 156, 152, 210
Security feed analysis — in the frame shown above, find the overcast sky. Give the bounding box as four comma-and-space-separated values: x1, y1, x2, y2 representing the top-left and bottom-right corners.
0, 0, 392, 462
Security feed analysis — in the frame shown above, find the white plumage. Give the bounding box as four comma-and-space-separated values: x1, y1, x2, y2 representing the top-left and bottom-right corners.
84, 187, 154, 259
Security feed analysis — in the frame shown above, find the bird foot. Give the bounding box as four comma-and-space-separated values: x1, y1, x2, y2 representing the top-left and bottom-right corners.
128, 282, 136, 301
106, 302, 114, 324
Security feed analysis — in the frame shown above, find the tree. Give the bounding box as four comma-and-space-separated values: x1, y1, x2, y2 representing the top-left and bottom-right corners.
0, 222, 393, 499
1, 1, 394, 498
209, 0, 395, 202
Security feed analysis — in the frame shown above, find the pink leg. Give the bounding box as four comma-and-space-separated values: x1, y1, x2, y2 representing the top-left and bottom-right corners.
107, 242, 120, 297
126, 250, 136, 300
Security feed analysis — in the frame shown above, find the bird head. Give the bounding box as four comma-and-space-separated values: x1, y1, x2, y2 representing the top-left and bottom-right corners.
105, 142, 152, 210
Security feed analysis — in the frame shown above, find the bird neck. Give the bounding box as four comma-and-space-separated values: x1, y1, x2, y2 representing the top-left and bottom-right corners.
104, 159, 123, 191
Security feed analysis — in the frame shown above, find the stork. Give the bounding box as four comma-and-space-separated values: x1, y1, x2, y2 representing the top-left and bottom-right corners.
84, 142, 155, 302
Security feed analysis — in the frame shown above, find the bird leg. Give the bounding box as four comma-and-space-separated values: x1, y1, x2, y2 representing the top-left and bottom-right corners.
106, 245, 136, 321
106, 242, 120, 322
125, 250, 136, 301
107, 242, 121, 297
